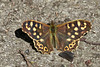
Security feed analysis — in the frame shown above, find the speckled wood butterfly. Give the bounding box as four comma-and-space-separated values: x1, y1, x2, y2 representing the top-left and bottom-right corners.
22, 20, 91, 54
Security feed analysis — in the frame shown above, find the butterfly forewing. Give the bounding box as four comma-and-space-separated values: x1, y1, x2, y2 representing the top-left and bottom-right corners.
56, 20, 91, 51
22, 20, 53, 54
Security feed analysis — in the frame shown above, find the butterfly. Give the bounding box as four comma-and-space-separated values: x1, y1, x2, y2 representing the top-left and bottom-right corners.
22, 20, 91, 54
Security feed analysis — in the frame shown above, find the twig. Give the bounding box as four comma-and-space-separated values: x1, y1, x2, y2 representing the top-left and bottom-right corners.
19, 50, 32, 67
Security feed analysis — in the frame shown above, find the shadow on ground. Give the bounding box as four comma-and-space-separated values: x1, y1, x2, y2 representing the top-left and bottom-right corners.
15, 28, 38, 52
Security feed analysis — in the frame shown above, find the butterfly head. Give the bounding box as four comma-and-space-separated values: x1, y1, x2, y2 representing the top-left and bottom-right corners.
50, 20, 55, 26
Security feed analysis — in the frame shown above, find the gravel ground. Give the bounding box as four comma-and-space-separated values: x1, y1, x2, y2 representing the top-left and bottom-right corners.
0, 0, 100, 67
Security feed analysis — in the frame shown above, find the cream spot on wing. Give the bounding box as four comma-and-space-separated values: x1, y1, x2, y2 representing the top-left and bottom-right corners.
66, 38, 71, 42
74, 27, 78, 31
27, 27, 31, 30
39, 24, 42, 29
69, 44, 74, 49
25, 23, 31, 30
25, 23, 28, 26
75, 32, 79, 35
33, 27, 36, 31
67, 32, 71, 36
35, 24, 38, 27
30, 21, 33, 27
84, 22, 87, 26
77, 21, 81, 27
71, 23, 75, 27
84, 25, 87, 28
26, 25, 31, 30
81, 25, 87, 30
33, 32, 36, 35
64, 46, 69, 51
69, 41, 76, 49
71, 35, 75, 38
40, 39, 44, 42
39, 44, 43, 49
81, 27, 85, 30
69, 44, 73, 48
37, 35, 40, 38
44, 46, 48, 51
67, 24, 70, 29
39, 32, 42, 36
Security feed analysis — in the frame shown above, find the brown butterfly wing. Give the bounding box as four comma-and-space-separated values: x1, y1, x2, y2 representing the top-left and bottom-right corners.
22, 20, 53, 54
56, 20, 91, 51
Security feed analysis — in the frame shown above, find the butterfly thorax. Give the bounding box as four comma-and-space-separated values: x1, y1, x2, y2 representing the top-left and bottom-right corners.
50, 21, 56, 34
50, 21, 57, 48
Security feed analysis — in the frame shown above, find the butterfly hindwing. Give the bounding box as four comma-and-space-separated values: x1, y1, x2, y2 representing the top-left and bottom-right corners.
22, 20, 53, 54
56, 20, 91, 51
